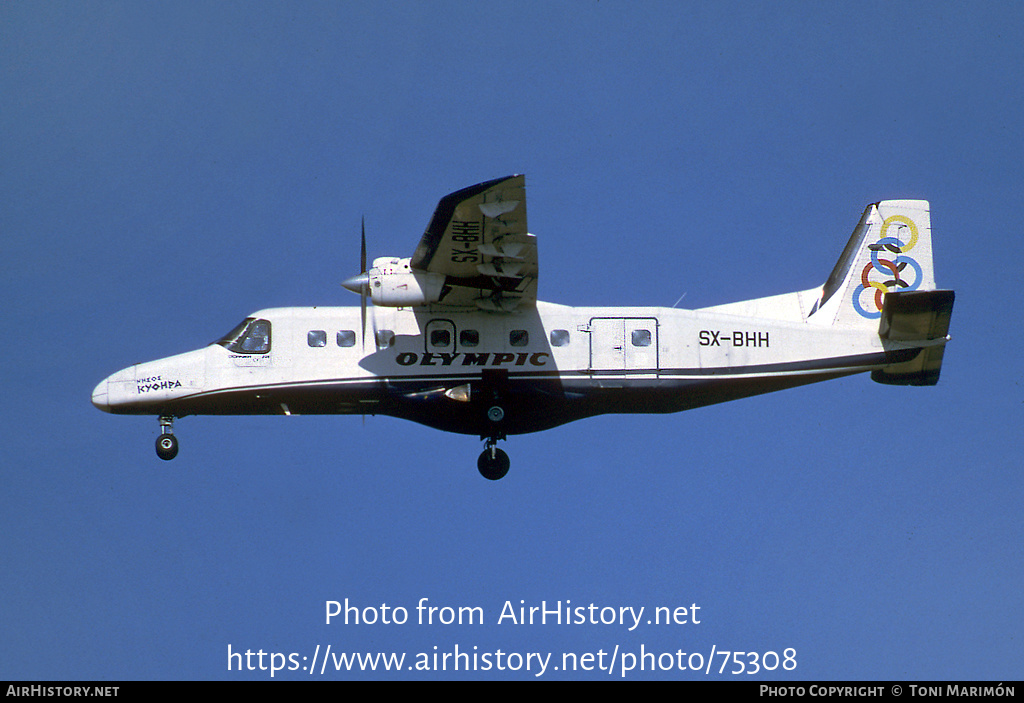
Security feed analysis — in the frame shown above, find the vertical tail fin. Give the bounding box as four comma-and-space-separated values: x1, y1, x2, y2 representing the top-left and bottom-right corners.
810, 200, 935, 327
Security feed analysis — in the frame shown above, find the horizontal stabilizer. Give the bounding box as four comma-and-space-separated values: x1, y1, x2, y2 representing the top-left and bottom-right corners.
878, 289, 955, 341
873, 290, 955, 386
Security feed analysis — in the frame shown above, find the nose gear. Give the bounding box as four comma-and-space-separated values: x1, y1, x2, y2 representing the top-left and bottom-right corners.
477, 436, 509, 481
155, 415, 178, 461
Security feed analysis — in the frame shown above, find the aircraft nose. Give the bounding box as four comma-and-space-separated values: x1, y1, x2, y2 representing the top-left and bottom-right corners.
91, 377, 110, 412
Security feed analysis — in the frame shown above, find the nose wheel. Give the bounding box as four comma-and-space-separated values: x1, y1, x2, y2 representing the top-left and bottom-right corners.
155, 415, 178, 461
477, 439, 510, 480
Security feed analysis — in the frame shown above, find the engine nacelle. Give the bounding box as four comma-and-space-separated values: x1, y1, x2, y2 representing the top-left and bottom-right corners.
368, 258, 445, 306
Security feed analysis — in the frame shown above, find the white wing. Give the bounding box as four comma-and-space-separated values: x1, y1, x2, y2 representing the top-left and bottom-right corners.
410, 175, 537, 311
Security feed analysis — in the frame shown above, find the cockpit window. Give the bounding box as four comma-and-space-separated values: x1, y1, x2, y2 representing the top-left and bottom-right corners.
216, 318, 271, 354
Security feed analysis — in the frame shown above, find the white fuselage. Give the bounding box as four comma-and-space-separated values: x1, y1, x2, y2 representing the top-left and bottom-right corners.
92, 300, 892, 436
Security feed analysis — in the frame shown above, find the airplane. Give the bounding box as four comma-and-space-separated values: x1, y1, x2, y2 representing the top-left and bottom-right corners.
92, 175, 955, 480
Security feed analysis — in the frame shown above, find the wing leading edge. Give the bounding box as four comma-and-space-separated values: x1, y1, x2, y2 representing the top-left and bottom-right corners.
411, 175, 536, 312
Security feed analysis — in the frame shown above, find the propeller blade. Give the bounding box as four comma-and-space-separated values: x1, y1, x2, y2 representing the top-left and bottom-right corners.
370, 297, 379, 348
361, 282, 367, 350
360, 216, 368, 352
360, 217, 367, 349
340, 217, 372, 349
339, 217, 374, 350
360, 216, 368, 350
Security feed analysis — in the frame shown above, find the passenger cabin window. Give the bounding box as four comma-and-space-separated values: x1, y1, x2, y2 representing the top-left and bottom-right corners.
460, 329, 479, 347
337, 330, 356, 347
550, 329, 570, 347
631, 329, 652, 347
376, 330, 395, 349
430, 329, 451, 347
510, 330, 529, 347
216, 318, 271, 354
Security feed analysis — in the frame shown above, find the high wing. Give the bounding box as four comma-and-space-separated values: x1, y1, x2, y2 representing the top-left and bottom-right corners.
410, 174, 537, 312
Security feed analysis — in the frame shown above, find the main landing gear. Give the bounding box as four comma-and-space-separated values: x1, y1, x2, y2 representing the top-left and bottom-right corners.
478, 437, 510, 481
155, 415, 178, 461
477, 404, 509, 480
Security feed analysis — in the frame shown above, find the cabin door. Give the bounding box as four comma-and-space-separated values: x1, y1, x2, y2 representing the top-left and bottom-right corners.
588, 317, 658, 373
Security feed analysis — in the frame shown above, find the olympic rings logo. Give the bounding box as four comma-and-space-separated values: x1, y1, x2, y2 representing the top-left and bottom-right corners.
852, 214, 923, 319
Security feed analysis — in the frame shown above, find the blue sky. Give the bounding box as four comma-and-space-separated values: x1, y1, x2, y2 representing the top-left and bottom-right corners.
3, 1, 1021, 680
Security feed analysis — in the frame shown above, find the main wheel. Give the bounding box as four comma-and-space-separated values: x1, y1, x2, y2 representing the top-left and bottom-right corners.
156, 433, 179, 461
477, 447, 510, 480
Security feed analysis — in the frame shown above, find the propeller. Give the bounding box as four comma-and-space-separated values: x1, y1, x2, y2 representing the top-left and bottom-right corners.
341, 217, 374, 350
359, 218, 367, 347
